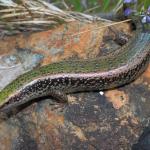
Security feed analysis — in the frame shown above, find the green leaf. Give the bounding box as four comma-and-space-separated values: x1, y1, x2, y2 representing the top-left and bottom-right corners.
70, 0, 83, 11
144, 0, 150, 9
102, 0, 110, 11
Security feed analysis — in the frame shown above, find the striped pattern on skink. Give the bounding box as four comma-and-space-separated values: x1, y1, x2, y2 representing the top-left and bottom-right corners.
0, 31, 149, 114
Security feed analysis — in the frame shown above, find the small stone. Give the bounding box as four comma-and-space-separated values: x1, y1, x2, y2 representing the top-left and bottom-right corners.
99, 91, 104, 95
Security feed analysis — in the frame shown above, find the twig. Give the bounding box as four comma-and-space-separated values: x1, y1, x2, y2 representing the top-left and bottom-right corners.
84, 5, 101, 13
71, 19, 131, 37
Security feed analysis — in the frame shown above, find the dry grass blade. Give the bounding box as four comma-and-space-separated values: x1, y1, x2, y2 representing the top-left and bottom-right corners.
0, 0, 111, 36
0, 0, 71, 35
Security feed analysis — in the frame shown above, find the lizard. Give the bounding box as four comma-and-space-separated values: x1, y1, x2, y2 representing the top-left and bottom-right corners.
0, 21, 149, 118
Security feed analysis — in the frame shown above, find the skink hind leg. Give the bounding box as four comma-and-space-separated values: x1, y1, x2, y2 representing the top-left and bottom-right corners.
0, 111, 9, 121
0, 106, 19, 120
50, 90, 68, 103
0, 90, 68, 120
0, 107, 18, 121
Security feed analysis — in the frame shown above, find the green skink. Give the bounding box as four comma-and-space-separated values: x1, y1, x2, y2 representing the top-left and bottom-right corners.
0, 28, 149, 116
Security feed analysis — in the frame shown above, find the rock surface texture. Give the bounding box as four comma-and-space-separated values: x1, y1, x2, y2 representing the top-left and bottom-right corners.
0, 21, 149, 150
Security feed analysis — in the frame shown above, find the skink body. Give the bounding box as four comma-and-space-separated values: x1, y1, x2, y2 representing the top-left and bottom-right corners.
0, 31, 149, 115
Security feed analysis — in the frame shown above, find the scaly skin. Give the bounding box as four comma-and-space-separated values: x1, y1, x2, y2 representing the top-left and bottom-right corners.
0, 30, 150, 115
